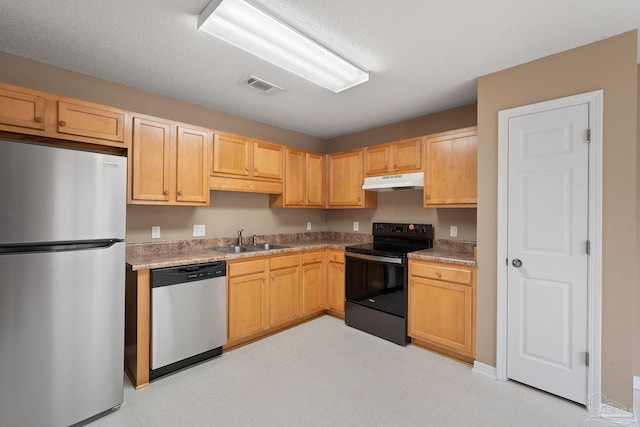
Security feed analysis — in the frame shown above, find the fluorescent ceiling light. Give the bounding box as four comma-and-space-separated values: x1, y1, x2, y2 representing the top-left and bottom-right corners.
197, 0, 369, 93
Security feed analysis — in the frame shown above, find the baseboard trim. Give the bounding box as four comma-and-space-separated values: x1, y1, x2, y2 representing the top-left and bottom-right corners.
634, 376, 640, 391
472, 361, 497, 379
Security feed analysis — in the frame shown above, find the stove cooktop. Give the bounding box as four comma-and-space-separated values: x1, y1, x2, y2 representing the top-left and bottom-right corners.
346, 222, 434, 257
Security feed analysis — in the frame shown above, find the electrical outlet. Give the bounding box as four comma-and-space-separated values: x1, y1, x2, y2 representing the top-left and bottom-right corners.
151, 226, 161, 239
306, 222, 312, 231
353, 221, 359, 231
193, 224, 206, 237
450, 226, 458, 237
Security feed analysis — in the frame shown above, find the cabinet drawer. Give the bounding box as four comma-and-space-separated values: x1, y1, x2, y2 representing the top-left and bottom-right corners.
270, 253, 300, 270
410, 261, 472, 285
327, 249, 344, 263
302, 251, 324, 264
228, 258, 268, 277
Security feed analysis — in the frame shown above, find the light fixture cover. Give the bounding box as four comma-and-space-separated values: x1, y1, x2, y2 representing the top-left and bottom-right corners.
198, 0, 369, 93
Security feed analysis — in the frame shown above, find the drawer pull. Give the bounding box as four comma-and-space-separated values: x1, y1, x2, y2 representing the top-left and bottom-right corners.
58, 120, 67, 127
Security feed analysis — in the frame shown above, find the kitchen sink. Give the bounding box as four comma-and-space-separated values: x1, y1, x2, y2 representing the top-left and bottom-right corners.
215, 245, 251, 254
214, 243, 289, 254
245, 243, 289, 251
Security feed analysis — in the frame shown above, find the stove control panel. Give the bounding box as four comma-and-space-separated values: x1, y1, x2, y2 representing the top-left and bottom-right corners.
373, 222, 434, 240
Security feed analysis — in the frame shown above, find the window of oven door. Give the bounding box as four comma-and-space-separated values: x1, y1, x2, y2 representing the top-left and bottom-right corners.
345, 255, 407, 317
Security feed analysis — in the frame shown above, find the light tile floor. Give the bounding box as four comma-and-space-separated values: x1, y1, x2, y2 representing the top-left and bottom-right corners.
90, 316, 639, 427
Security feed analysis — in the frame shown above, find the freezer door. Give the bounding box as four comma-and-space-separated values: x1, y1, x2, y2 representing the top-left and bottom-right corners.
0, 243, 125, 427
0, 139, 126, 244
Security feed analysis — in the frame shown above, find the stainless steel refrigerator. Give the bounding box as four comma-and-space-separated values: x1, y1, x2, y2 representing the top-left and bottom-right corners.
0, 139, 127, 427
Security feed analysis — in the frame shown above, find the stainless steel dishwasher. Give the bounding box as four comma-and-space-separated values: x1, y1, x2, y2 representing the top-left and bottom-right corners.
150, 261, 226, 380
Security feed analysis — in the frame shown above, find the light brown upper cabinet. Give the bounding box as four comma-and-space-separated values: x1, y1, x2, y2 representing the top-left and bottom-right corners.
129, 115, 210, 206
364, 137, 423, 176
270, 147, 325, 208
210, 131, 284, 194
0, 82, 130, 149
424, 127, 477, 208
327, 149, 377, 208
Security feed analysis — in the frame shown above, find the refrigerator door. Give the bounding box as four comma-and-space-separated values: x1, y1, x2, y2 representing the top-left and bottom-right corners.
0, 139, 126, 244
0, 242, 125, 427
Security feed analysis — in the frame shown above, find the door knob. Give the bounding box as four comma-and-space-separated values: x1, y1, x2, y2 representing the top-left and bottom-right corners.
512, 259, 523, 268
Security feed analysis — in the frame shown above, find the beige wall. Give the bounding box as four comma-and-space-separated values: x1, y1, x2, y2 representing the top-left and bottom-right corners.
325, 190, 477, 241
477, 31, 638, 407
0, 52, 326, 153
326, 104, 477, 153
127, 191, 327, 243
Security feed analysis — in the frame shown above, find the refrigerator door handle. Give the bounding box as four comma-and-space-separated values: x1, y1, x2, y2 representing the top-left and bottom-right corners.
0, 239, 123, 254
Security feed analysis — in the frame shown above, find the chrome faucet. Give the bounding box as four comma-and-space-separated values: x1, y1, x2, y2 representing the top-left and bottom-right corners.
252, 232, 257, 245
237, 229, 244, 246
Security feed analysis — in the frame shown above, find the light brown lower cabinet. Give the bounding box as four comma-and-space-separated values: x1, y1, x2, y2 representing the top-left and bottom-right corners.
326, 249, 345, 318
302, 250, 326, 315
268, 254, 301, 328
408, 259, 476, 362
227, 258, 268, 342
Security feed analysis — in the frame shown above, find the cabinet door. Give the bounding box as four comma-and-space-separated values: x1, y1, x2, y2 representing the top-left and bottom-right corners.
364, 145, 390, 176
328, 150, 365, 207
326, 250, 345, 315
253, 140, 283, 180
176, 126, 209, 204
268, 266, 300, 327
408, 276, 474, 357
284, 148, 305, 206
57, 101, 125, 144
0, 87, 46, 130
131, 117, 172, 202
393, 138, 422, 173
228, 272, 266, 341
305, 152, 325, 207
425, 129, 477, 207
302, 256, 325, 315
212, 133, 250, 177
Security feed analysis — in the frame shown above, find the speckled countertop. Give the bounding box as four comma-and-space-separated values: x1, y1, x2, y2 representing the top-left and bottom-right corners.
126, 232, 476, 271
126, 232, 371, 271
409, 239, 477, 266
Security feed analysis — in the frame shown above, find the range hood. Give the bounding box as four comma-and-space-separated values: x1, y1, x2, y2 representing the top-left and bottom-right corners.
362, 172, 424, 192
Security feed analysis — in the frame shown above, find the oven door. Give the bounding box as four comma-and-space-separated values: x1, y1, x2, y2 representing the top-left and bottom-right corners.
345, 252, 407, 317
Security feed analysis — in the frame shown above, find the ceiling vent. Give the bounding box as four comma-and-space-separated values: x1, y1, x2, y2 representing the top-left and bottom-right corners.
242, 75, 283, 94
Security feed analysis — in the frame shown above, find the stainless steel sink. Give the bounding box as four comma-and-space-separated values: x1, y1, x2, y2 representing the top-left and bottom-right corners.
245, 243, 289, 251
215, 245, 251, 254
214, 243, 289, 254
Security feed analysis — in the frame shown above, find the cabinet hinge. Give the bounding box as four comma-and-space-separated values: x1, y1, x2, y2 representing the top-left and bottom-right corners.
586, 240, 591, 256
585, 351, 589, 367
586, 128, 591, 143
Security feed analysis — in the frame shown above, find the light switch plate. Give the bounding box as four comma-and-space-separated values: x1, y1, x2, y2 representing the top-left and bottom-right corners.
306, 222, 312, 231
450, 226, 458, 237
353, 221, 359, 231
193, 224, 206, 237
152, 226, 161, 239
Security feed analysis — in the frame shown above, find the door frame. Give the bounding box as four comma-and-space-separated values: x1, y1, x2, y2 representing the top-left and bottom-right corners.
496, 90, 603, 411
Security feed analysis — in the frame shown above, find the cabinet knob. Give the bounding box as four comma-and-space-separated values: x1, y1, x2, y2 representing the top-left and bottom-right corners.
245, 166, 249, 171
177, 191, 183, 196
358, 197, 362, 202
34, 116, 44, 123
436, 272, 442, 278
426, 195, 431, 200
393, 164, 397, 169
384, 165, 388, 171
300, 199, 304, 203
163, 190, 169, 196
313, 256, 317, 261
58, 120, 66, 127
255, 167, 258, 172
271, 274, 275, 280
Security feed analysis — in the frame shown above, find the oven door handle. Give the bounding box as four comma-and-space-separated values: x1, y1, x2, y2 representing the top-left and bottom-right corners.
345, 252, 404, 264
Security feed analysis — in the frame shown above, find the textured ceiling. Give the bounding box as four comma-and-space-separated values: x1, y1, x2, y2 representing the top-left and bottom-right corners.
0, 0, 638, 139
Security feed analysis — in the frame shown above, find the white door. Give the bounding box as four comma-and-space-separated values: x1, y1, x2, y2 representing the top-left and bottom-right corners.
506, 103, 589, 404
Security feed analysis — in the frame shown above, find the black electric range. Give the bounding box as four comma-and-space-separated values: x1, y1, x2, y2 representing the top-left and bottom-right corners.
344, 222, 433, 345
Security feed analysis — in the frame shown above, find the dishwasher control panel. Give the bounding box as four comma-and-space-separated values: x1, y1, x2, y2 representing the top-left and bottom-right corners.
151, 261, 226, 288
